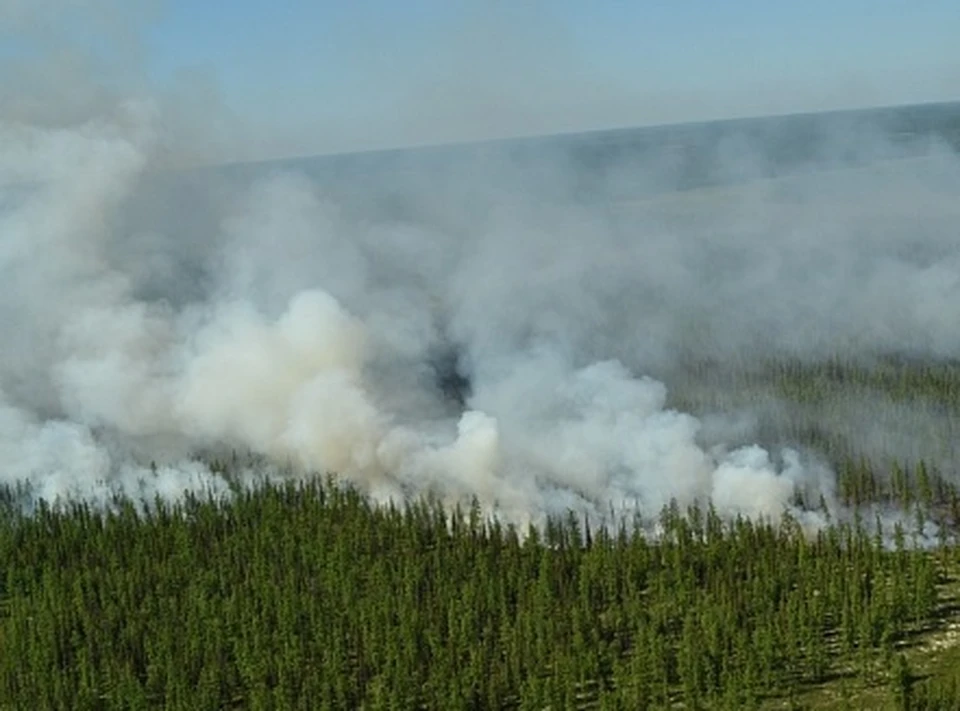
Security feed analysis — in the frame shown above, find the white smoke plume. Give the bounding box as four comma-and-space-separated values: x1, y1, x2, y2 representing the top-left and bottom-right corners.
3, 25, 960, 529
0, 104, 830, 526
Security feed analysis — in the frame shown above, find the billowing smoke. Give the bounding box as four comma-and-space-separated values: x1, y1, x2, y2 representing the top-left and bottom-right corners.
3, 67, 960, 528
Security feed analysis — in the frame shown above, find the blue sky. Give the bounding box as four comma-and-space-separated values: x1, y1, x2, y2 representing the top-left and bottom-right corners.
4, 1, 959, 158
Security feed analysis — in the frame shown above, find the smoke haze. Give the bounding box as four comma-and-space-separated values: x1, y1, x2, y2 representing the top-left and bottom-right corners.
2, 17, 960, 528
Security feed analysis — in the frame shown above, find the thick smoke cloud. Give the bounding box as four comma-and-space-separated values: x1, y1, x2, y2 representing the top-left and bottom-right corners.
2, 17, 959, 528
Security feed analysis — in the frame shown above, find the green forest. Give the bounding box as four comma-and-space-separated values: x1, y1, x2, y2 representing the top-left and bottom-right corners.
3, 358, 960, 710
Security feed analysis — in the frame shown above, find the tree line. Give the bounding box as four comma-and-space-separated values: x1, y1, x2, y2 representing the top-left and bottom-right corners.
1, 473, 958, 709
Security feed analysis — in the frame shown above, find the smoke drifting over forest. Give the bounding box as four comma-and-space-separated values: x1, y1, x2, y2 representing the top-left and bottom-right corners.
2, 9, 960, 527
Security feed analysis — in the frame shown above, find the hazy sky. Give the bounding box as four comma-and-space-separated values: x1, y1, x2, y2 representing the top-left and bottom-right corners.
4, 0, 960, 157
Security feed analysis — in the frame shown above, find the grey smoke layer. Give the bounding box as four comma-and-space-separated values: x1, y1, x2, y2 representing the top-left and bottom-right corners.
2, 99, 960, 530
